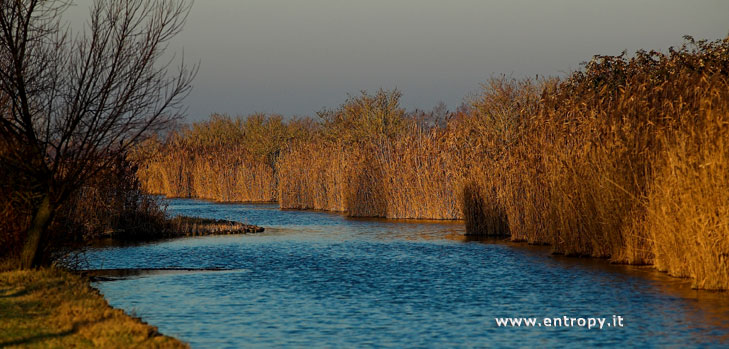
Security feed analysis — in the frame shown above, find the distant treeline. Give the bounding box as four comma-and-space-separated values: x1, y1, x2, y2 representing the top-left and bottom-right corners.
137, 37, 729, 290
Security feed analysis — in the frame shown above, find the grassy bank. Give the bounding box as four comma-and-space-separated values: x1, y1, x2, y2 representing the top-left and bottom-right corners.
0, 268, 186, 348
137, 36, 729, 290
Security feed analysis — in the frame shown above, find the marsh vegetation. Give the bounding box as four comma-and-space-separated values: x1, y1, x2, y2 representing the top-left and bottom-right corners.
138, 37, 729, 290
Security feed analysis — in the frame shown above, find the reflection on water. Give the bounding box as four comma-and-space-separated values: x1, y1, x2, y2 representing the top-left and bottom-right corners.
85, 198, 729, 347
83, 268, 246, 281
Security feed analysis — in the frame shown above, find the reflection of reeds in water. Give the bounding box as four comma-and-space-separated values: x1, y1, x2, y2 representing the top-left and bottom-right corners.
137, 37, 729, 290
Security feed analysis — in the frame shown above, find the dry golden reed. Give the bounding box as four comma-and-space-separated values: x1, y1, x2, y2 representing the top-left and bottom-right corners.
277, 91, 463, 219
519, 37, 729, 289
277, 141, 350, 211
136, 37, 729, 290
136, 114, 303, 202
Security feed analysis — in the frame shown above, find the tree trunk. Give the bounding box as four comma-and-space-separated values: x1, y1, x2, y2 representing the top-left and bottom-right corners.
20, 192, 55, 269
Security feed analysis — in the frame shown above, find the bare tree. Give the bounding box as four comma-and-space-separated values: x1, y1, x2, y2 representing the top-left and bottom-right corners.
0, 0, 196, 268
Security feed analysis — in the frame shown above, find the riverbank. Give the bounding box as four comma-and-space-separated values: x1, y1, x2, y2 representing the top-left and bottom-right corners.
0, 268, 187, 348
97, 215, 264, 241
169, 216, 265, 236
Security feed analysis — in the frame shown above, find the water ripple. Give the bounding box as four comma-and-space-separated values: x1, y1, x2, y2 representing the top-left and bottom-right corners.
85, 198, 729, 347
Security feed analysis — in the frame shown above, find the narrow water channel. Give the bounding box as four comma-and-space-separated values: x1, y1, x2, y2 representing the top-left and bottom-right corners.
85, 198, 729, 347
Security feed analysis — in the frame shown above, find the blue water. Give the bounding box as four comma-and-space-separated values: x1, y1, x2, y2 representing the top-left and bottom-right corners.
86, 198, 729, 348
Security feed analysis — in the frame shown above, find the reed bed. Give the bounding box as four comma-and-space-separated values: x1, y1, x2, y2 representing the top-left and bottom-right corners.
276, 91, 463, 219
519, 37, 729, 288
136, 114, 301, 202
277, 141, 350, 211
374, 128, 462, 219
646, 75, 729, 289
135, 37, 729, 289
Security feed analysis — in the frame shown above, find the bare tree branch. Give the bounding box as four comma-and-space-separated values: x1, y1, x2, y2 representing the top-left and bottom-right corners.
0, 0, 196, 267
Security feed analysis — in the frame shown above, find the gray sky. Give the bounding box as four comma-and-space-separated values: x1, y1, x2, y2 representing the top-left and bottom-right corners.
67, 0, 729, 121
